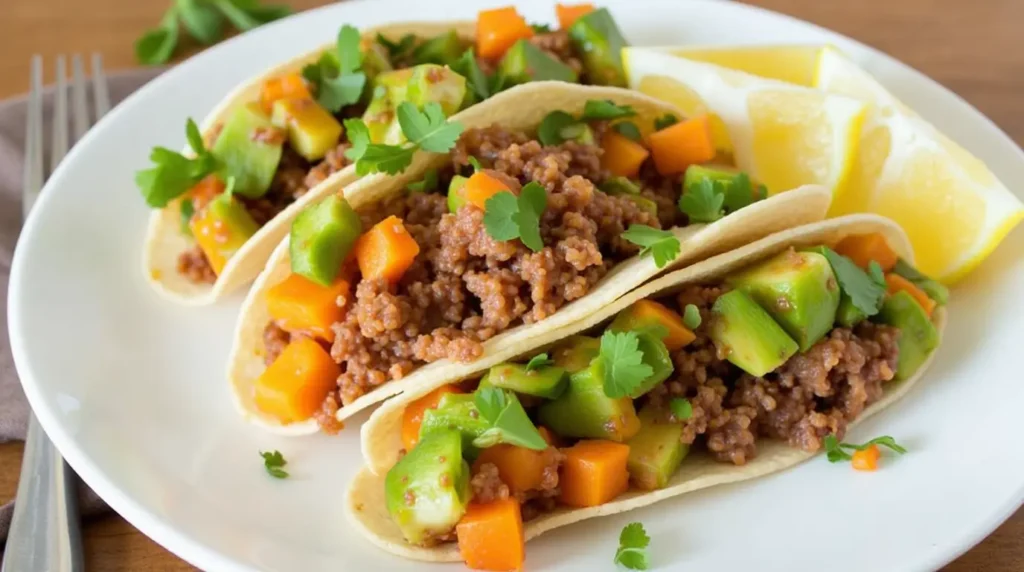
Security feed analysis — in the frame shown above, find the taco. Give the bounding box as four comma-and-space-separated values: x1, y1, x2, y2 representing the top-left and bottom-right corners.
226, 80, 832, 436
139, 5, 650, 305
346, 213, 947, 569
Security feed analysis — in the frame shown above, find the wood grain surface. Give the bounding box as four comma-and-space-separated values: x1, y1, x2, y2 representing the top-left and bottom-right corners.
1, 0, 1021, 570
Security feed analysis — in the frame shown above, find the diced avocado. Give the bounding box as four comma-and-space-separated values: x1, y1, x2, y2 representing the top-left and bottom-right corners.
626, 404, 688, 491
600, 176, 641, 196
537, 359, 640, 442
189, 192, 260, 275
551, 335, 600, 374
499, 39, 579, 86
362, 85, 395, 144
411, 31, 466, 67
446, 175, 469, 213
385, 429, 471, 546
727, 250, 840, 351
893, 259, 948, 306
211, 103, 284, 198
419, 393, 489, 455
361, 39, 394, 81
406, 64, 468, 118
567, 8, 629, 87
270, 98, 343, 162
289, 195, 362, 286
479, 363, 568, 400
683, 164, 740, 191
875, 290, 940, 380
556, 122, 595, 145
836, 293, 868, 328
709, 289, 799, 377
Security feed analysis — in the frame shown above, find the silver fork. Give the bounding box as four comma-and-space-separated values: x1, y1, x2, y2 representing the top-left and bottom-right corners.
2, 53, 110, 572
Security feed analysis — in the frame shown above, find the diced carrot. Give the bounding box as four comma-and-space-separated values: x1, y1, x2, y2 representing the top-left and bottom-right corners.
885, 273, 936, 317
648, 115, 716, 176
186, 174, 226, 211
260, 73, 311, 114
601, 131, 650, 178
457, 499, 525, 572
477, 7, 534, 60
465, 171, 512, 209
254, 337, 340, 424
474, 444, 558, 496
629, 300, 696, 351
266, 274, 350, 342
556, 3, 595, 28
401, 384, 463, 451
558, 440, 630, 508
355, 215, 421, 283
851, 444, 880, 471
834, 233, 899, 271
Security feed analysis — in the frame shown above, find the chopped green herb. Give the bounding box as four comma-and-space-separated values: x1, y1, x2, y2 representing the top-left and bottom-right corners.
135, 118, 220, 208
721, 173, 761, 213
483, 182, 547, 251
468, 156, 484, 173
600, 176, 641, 196
354, 144, 416, 176
581, 99, 636, 121
377, 32, 416, 60
483, 192, 520, 240
260, 449, 289, 479
179, 198, 195, 236
347, 102, 464, 175
407, 169, 438, 193
452, 49, 491, 102
488, 67, 509, 95
820, 247, 887, 317
892, 259, 949, 305
669, 398, 693, 421
678, 178, 726, 223
653, 113, 679, 131
682, 303, 701, 330
472, 387, 548, 450
397, 101, 465, 153
824, 434, 907, 463
302, 25, 367, 112
614, 522, 651, 570
531, 23, 553, 33
342, 118, 370, 161
538, 111, 580, 146
525, 353, 554, 372
613, 121, 642, 142
600, 331, 654, 399
868, 260, 886, 287
620, 224, 681, 269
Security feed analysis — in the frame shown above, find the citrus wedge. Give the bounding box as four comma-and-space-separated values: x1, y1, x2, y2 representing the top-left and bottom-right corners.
813, 45, 916, 117
656, 44, 823, 87
623, 47, 868, 201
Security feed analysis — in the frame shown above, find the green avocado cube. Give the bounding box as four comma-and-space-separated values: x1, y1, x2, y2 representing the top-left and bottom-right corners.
709, 289, 799, 377
211, 103, 285, 198
537, 358, 640, 442
499, 39, 579, 86
419, 393, 490, 455
551, 335, 601, 374
567, 8, 629, 87
289, 194, 362, 286
875, 290, 940, 380
446, 175, 469, 213
626, 404, 689, 491
479, 363, 568, 400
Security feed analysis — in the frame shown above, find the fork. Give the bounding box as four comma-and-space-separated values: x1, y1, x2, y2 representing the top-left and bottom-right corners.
2, 53, 110, 572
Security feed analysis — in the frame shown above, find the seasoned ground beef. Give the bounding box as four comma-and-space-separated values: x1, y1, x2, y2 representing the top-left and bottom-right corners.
328, 126, 659, 405
305, 142, 353, 189
176, 245, 216, 284
529, 31, 583, 76
470, 463, 510, 503
639, 161, 687, 229
263, 322, 292, 365
649, 283, 901, 465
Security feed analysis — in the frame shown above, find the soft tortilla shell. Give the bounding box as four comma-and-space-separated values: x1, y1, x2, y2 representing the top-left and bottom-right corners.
346, 213, 945, 562
142, 22, 473, 306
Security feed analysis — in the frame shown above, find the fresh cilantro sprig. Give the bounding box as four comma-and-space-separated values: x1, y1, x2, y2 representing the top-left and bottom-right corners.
817, 247, 887, 316
346, 102, 465, 175
653, 113, 679, 131
721, 173, 766, 212
136, 0, 292, 65
377, 32, 416, 61
483, 182, 547, 251
669, 398, 693, 421
679, 174, 766, 223
472, 387, 548, 451
538, 111, 581, 146
531, 23, 553, 33
302, 25, 367, 112
525, 353, 554, 372
682, 303, 701, 330
538, 99, 638, 146
823, 434, 906, 463
600, 331, 654, 399
581, 100, 636, 121
260, 450, 289, 479
614, 522, 651, 570
453, 49, 491, 103
614, 121, 642, 142
136, 118, 221, 208
407, 169, 439, 193
620, 225, 681, 269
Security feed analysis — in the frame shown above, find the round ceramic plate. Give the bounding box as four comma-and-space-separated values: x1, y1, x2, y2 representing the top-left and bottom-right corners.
9, 0, 1024, 570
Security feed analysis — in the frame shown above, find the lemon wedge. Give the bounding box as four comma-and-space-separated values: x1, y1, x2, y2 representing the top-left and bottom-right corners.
623, 47, 868, 201
656, 44, 823, 87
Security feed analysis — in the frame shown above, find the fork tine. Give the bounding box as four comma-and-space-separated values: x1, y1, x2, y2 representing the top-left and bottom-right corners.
50, 55, 68, 176
71, 54, 89, 141
23, 56, 43, 218
91, 53, 110, 118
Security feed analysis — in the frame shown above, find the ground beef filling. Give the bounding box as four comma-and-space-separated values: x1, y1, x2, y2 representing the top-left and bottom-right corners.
327, 126, 659, 407
648, 284, 901, 466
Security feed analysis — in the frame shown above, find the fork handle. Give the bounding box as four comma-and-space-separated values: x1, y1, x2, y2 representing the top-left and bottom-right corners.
2, 415, 84, 572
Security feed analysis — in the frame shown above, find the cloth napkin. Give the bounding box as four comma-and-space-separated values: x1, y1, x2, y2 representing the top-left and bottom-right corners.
0, 66, 164, 541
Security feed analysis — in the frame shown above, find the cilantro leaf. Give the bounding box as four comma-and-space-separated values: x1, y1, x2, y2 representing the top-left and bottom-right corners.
654, 113, 679, 131
317, 69, 367, 112
397, 102, 465, 153
620, 224, 681, 269
824, 434, 852, 462
489, 67, 509, 95
336, 24, 364, 74
408, 169, 438, 193
483, 192, 520, 240
260, 450, 289, 479
820, 247, 886, 317
538, 111, 580, 146
377, 32, 415, 60
302, 25, 366, 112
453, 49, 490, 102
824, 434, 907, 463
531, 23, 553, 33
525, 353, 554, 372
868, 260, 886, 287
184, 118, 206, 155
136, 118, 221, 208
678, 178, 726, 223
354, 144, 415, 176
581, 99, 636, 121
669, 398, 692, 421
472, 387, 547, 451
483, 183, 548, 251
343, 118, 370, 161
721, 172, 761, 213
613, 121, 642, 142
614, 522, 651, 570
682, 303, 701, 330
600, 331, 654, 399
468, 157, 484, 173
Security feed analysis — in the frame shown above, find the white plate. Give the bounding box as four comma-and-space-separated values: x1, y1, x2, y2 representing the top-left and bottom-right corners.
9, 0, 1024, 570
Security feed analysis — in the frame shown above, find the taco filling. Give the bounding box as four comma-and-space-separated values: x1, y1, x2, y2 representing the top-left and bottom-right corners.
379, 235, 945, 569
252, 97, 769, 432
137, 4, 634, 286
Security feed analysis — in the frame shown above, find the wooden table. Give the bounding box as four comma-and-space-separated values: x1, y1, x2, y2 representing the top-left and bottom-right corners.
1, 0, 1021, 569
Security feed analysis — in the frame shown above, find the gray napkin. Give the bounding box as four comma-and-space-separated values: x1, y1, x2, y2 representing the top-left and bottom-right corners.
0, 66, 164, 541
